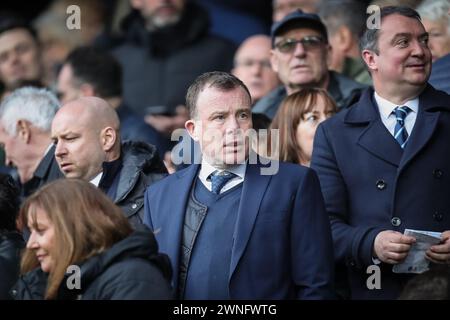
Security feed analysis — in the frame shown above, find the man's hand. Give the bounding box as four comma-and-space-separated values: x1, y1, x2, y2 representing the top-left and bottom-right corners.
373, 230, 416, 264
426, 231, 450, 264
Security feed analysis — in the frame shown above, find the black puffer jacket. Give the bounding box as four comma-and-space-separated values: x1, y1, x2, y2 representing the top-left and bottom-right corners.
112, 2, 236, 116
115, 141, 167, 228
12, 227, 173, 300
0, 231, 24, 300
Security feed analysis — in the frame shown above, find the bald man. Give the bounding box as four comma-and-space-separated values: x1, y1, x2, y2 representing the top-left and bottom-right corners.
232, 35, 280, 105
51, 97, 167, 228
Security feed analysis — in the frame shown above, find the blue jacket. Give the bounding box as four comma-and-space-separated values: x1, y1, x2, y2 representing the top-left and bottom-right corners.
429, 53, 450, 94
144, 159, 335, 299
311, 85, 450, 299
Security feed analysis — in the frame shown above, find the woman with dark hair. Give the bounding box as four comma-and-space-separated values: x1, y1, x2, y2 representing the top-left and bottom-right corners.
13, 178, 173, 300
0, 173, 24, 299
270, 88, 337, 166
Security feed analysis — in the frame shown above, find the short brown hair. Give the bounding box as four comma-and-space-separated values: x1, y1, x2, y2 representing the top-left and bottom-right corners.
185, 71, 252, 119
19, 179, 133, 299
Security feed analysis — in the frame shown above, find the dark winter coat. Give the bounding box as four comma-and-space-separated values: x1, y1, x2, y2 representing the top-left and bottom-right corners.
0, 231, 24, 300
12, 227, 173, 300
114, 141, 167, 228
112, 2, 236, 116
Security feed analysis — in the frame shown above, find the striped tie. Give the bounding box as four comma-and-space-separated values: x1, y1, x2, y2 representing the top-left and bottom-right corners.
210, 170, 235, 194
393, 106, 411, 149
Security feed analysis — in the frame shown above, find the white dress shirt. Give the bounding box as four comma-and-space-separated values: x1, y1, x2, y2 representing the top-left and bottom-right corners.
198, 158, 246, 194
89, 172, 103, 187
374, 92, 419, 137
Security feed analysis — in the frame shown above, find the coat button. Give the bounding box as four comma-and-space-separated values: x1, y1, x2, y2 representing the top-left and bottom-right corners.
433, 169, 443, 179
131, 203, 137, 209
391, 217, 401, 227
376, 179, 386, 190
433, 212, 444, 222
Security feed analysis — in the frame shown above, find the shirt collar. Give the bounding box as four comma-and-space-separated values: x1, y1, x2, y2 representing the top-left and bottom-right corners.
199, 158, 247, 182
89, 172, 103, 187
374, 92, 419, 120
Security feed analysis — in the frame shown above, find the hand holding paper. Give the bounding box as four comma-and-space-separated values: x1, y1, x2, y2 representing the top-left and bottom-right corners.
426, 230, 450, 264
393, 229, 442, 274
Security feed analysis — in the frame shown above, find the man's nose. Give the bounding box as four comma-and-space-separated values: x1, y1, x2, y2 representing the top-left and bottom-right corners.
54, 141, 66, 157
226, 117, 240, 132
293, 42, 307, 57
411, 40, 427, 57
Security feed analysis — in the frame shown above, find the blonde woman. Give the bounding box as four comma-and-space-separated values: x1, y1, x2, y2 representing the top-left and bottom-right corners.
13, 179, 173, 300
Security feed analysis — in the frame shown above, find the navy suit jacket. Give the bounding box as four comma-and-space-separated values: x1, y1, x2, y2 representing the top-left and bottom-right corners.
311, 85, 450, 299
144, 159, 335, 299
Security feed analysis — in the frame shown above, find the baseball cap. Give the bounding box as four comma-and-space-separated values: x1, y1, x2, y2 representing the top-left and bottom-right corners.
271, 9, 328, 44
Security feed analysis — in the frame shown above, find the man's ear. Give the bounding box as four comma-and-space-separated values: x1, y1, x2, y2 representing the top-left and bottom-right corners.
362, 49, 377, 72
79, 83, 95, 97
101, 127, 117, 152
16, 120, 31, 143
333, 26, 353, 53
185, 119, 199, 142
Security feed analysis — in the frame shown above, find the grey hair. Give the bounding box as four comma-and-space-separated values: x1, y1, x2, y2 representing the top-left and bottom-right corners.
417, 0, 450, 34
360, 6, 422, 54
0, 86, 60, 135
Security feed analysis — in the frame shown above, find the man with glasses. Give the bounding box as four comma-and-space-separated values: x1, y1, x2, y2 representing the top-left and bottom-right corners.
253, 9, 366, 119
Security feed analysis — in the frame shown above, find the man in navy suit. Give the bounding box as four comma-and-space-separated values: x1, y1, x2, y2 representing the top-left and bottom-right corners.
144, 71, 334, 299
311, 6, 450, 300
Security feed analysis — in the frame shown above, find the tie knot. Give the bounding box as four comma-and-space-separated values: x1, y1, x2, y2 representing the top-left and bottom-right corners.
210, 170, 236, 194
393, 106, 410, 120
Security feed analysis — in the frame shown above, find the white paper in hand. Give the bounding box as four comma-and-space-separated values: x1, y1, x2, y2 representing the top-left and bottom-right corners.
393, 229, 442, 274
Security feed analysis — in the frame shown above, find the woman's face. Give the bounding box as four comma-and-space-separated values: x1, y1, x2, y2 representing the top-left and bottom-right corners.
296, 95, 334, 165
26, 207, 56, 273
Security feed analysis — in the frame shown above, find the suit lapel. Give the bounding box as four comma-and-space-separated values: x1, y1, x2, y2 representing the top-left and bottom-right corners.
357, 120, 403, 167
165, 164, 199, 290
399, 106, 440, 171
346, 88, 403, 167
229, 160, 272, 280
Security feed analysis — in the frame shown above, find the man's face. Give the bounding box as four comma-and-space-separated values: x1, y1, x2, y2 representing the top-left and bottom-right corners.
0, 123, 27, 180
51, 107, 105, 181
271, 28, 329, 91
56, 64, 82, 104
132, 0, 185, 28
367, 14, 431, 90
422, 18, 450, 62
232, 36, 280, 103
186, 86, 253, 168
0, 28, 42, 89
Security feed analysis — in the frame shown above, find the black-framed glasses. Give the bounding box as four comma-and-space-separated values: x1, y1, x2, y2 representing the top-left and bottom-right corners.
274, 36, 324, 53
